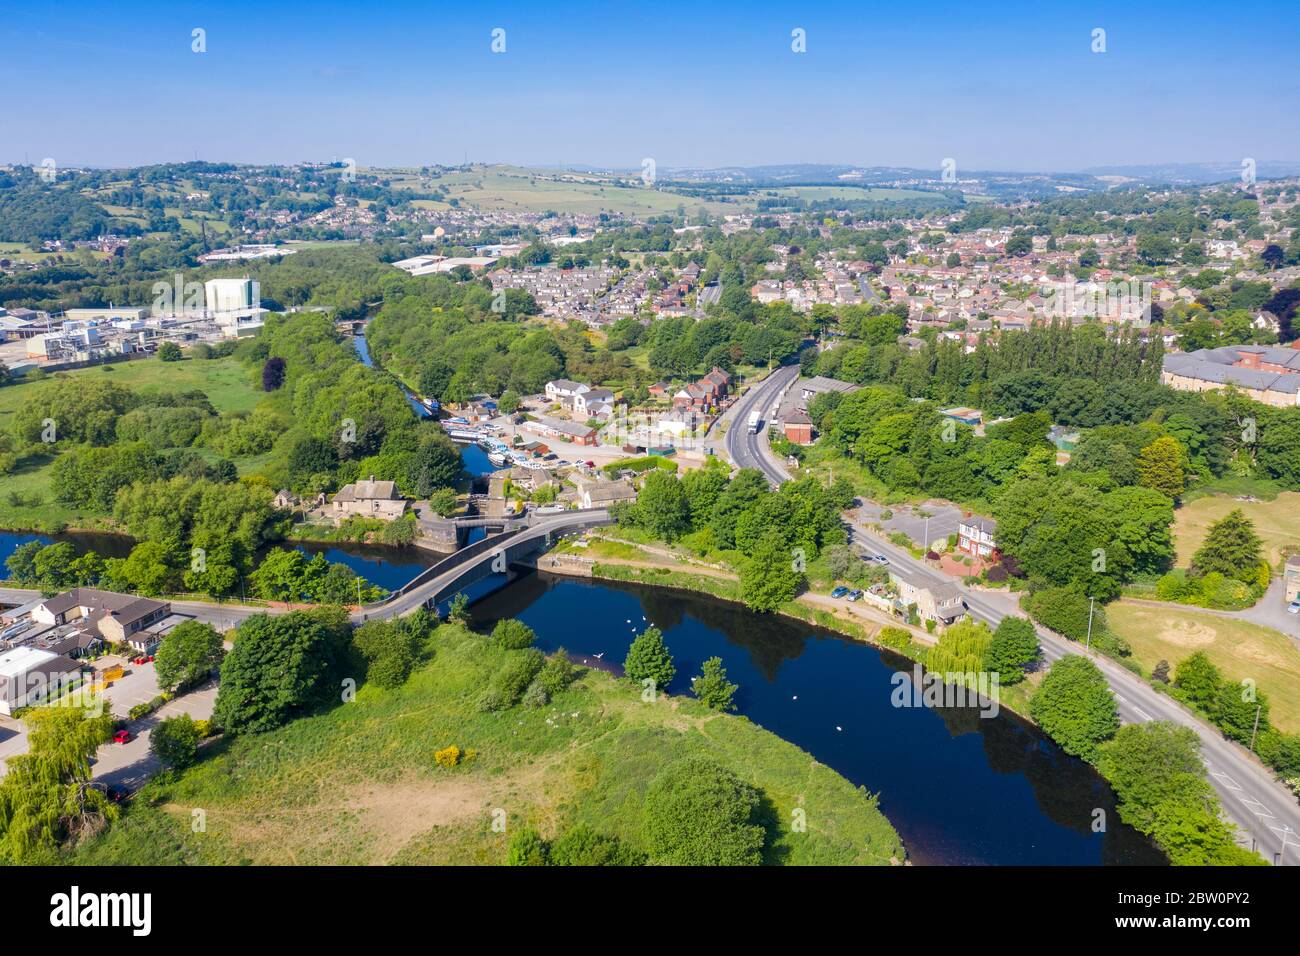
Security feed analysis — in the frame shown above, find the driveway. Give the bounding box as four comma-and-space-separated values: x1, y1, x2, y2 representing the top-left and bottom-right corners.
857, 499, 969, 551
0, 659, 218, 791
92, 681, 219, 791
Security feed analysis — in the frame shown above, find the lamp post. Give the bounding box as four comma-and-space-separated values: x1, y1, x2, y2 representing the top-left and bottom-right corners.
1085, 595, 1095, 651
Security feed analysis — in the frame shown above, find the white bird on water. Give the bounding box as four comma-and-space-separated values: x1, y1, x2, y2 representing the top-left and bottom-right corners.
836, 726, 843, 732
792, 695, 798, 701
594, 652, 605, 660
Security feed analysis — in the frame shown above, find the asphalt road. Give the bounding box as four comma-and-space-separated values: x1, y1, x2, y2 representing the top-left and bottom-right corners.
718, 402, 1300, 865
722, 364, 800, 483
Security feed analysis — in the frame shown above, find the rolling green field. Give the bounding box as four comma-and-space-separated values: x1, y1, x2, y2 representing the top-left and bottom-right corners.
400, 166, 742, 217
1108, 600, 1300, 733
74, 623, 904, 866
773, 185, 945, 203
0, 356, 262, 530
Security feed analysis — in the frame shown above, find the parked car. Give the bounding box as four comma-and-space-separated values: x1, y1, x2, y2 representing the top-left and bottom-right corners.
831, 586, 850, 599
113, 730, 131, 744
1288, 600, 1300, 615
846, 590, 864, 602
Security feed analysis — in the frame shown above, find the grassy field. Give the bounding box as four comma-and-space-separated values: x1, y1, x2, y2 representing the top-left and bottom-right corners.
773, 186, 944, 203
74, 623, 904, 865
1173, 492, 1300, 569
0, 356, 263, 531
397, 166, 741, 217
1108, 600, 1300, 732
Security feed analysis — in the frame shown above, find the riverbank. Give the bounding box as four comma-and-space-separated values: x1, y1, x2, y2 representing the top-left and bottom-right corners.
536, 538, 1042, 721
72, 621, 907, 866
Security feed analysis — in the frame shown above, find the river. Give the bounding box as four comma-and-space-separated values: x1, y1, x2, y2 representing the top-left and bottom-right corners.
468, 571, 1166, 866
0, 525, 1164, 865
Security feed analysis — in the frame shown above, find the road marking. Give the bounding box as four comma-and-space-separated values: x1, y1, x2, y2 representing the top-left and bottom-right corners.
1132, 706, 1153, 721
1211, 771, 1244, 791
1241, 797, 1275, 819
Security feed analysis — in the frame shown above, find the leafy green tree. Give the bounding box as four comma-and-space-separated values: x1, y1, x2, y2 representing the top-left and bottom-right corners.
154, 620, 225, 693
1215, 681, 1268, 745
623, 626, 675, 691
1029, 655, 1119, 761
1174, 651, 1224, 713
105, 541, 178, 596
1190, 509, 1263, 580
1095, 721, 1214, 842
981, 616, 1040, 685
0, 706, 116, 862
691, 657, 738, 711
633, 470, 691, 541
1136, 436, 1186, 499
497, 389, 521, 414
212, 609, 352, 735
150, 714, 203, 770
427, 487, 458, 516
643, 757, 766, 865
740, 530, 804, 612
157, 341, 183, 362
447, 592, 471, 626
407, 433, 465, 497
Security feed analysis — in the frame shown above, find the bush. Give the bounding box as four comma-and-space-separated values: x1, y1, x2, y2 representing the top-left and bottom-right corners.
549, 825, 646, 866
537, 651, 577, 696
507, 828, 549, 866
478, 649, 545, 711
521, 679, 550, 709
128, 695, 168, 721
434, 745, 462, 768
150, 714, 202, 770
491, 619, 536, 649
876, 627, 915, 653
643, 757, 766, 865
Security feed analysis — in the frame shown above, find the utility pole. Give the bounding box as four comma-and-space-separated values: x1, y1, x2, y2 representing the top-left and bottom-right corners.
1085, 595, 1095, 651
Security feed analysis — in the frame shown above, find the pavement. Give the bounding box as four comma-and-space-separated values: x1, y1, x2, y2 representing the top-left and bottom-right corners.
858, 498, 969, 551
0, 654, 217, 791
719, 408, 1300, 865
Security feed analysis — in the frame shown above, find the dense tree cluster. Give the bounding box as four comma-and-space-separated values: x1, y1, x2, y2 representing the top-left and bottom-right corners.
615, 461, 854, 612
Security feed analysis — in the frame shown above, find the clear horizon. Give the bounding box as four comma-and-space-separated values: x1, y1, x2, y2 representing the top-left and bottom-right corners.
4, 0, 1299, 171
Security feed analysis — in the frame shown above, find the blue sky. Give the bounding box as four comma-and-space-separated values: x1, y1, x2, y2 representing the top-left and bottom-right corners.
3, 0, 1297, 171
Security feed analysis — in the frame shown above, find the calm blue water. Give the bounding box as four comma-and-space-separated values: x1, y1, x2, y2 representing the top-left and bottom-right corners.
459, 442, 497, 478
469, 572, 1166, 867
